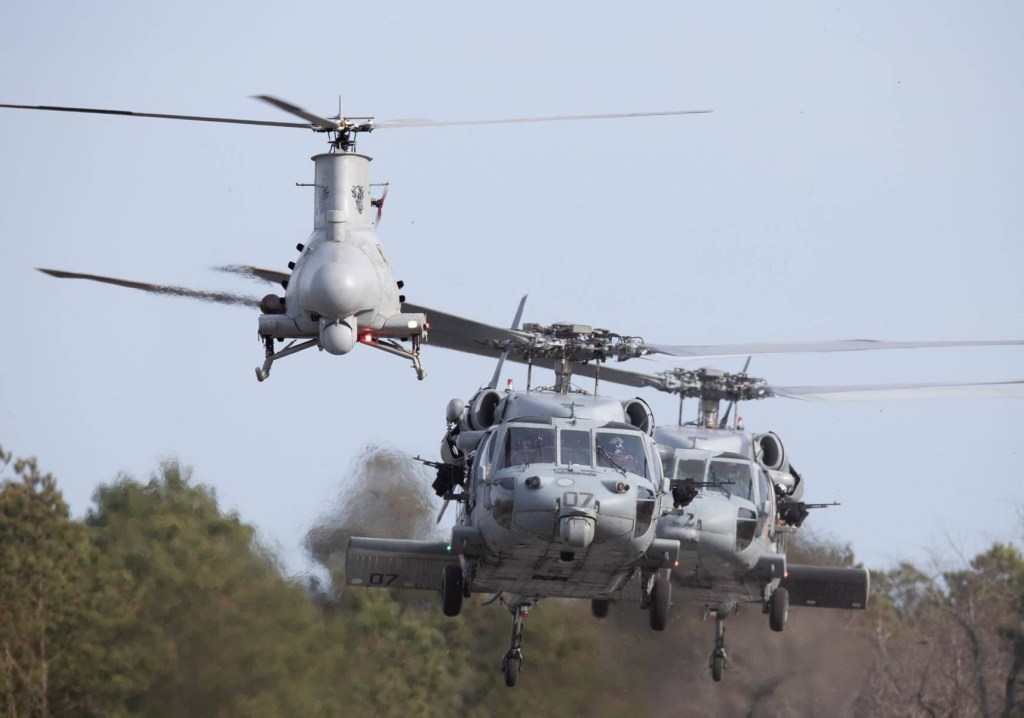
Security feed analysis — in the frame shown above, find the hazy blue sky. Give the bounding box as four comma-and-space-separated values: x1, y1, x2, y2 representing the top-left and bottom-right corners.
1, 1, 1021, 574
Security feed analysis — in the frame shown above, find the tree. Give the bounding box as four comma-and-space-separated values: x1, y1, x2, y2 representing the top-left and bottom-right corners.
86, 461, 330, 717
0, 445, 137, 718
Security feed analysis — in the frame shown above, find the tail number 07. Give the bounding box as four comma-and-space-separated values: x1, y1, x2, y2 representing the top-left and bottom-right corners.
562, 491, 594, 508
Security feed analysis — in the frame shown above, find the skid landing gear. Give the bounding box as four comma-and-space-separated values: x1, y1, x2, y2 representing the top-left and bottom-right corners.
255, 337, 318, 382
501, 604, 529, 687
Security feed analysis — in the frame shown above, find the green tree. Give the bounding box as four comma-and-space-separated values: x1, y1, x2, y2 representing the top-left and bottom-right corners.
0, 445, 136, 718
86, 461, 329, 717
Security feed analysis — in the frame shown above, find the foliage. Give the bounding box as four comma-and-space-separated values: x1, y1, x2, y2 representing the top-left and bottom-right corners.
0, 445, 137, 718
2, 441, 1023, 717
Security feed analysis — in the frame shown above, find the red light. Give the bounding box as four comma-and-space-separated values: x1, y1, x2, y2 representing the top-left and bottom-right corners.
674, 560, 679, 568
362, 332, 373, 344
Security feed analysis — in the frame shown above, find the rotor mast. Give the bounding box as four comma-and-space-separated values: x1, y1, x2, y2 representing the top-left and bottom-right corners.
504, 323, 650, 395
648, 367, 771, 427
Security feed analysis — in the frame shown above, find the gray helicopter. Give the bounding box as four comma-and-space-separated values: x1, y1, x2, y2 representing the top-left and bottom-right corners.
346, 307, 684, 687
5, 97, 709, 381
344, 302, 1024, 685
585, 362, 1024, 680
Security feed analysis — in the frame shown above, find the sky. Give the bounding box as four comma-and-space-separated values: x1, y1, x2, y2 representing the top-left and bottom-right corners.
1, 1, 1022, 576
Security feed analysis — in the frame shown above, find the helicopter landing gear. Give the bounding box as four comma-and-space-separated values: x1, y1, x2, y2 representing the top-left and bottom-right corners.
501, 604, 529, 688
255, 337, 318, 382
641, 569, 672, 631
461, 563, 474, 598
649, 576, 672, 630
441, 564, 463, 617
707, 607, 731, 682
768, 586, 789, 632
360, 335, 426, 380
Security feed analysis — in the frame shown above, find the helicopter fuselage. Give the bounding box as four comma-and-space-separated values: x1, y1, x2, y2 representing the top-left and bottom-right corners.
456, 406, 670, 600
656, 428, 784, 608
257, 152, 425, 353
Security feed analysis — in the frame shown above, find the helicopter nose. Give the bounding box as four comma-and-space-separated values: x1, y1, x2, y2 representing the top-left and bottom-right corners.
305, 250, 373, 319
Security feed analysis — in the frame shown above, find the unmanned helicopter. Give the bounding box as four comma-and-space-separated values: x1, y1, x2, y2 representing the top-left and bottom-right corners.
342, 300, 1024, 686
3, 97, 709, 381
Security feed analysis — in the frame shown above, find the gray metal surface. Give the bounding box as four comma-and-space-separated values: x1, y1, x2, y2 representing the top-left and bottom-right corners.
345, 538, 455, 591
781, 565, 870, 609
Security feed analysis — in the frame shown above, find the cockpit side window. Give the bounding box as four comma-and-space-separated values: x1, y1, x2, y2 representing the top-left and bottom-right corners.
757, 468, 772, 516
708, 459, 754, 501
497, 426, 556, 469
560, 430, 592, 466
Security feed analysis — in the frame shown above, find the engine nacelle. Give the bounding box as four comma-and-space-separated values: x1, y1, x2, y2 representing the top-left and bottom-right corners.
466, 389, 502, 430
754, 432, 787, 471
622, 397, 655, 436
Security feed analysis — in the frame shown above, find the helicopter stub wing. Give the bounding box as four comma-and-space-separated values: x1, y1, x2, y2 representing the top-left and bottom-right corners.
345, 537, 455, 591
780, 564, 870, 609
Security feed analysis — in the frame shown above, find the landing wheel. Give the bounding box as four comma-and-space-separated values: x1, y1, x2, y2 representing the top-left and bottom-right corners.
503, 652, 521, 687
708, 611, 728, 682
441, 564, 463, 617
591, 599, 610, 619
769, 586, 789, 632
711, 652, 725, 682
648, 577, 671, 631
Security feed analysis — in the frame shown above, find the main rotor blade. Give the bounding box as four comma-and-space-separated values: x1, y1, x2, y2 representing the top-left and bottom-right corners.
646, 337, 1024, 361
767, 379, 1024, 401
213, 264, 290, 285
374, 108, 711, 130
37, 268, 260, 308
251, 95, 340, 131
489, 294, 529, 390
0, 103, 308, 129
571, 362, 1024, 401
404, 303, 531, 358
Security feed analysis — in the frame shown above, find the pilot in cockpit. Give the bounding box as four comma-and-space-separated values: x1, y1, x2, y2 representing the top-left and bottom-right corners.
509, 430, 552, 466
597, 434, 641, 474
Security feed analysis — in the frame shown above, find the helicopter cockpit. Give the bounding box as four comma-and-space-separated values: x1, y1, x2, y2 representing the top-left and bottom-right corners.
706, 457, 754, 502
489, 421, 655, 481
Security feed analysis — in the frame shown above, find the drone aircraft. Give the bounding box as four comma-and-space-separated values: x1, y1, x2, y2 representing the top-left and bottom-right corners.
343, 302, 1024, 686
3, 97, 709, 381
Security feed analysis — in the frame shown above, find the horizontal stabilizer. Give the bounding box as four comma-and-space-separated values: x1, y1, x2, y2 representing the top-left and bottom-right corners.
781, 564, 870, 609
346, 537, 455, 591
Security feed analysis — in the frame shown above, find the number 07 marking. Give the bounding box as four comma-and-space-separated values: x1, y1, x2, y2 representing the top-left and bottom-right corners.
369, 572, 399, 586
562, 491, 594, 508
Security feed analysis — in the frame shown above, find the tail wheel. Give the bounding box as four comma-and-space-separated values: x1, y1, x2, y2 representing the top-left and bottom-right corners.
769, 586, 789, 632
648, 577, 671, 631
591, 599, 610, 619
441, 564, 464, 617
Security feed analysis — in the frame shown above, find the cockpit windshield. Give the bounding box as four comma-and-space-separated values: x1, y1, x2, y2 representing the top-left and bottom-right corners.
560, 430, 591, 466
494, 425, 652, 479
596, 431, 650, 479
707, 459, 754, 502
674, 458, 706, 482
496, 426, 556, 469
